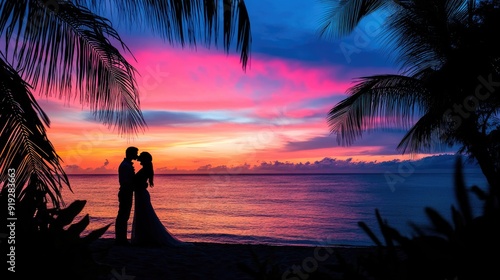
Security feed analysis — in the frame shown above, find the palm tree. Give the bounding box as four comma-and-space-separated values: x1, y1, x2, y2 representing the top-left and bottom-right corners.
0, 0, 252, 209
319, 0, 499, 190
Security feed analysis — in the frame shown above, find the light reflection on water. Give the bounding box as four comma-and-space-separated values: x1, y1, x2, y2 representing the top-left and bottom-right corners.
60, 173, 488, 246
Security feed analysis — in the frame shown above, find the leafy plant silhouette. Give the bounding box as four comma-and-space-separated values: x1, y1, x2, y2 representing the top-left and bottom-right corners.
1, 176, 111, 280
336, 156, 500, 280
237, 246, 336, 279
237, 247, 285, 280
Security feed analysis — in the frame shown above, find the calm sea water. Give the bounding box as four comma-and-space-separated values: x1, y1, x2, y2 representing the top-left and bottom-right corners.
60, 172, 488, 247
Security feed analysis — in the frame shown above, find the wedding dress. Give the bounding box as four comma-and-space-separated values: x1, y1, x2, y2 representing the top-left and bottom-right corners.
131, 168, 187, 247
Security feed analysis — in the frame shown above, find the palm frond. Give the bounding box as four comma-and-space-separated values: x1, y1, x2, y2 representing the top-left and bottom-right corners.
358, 220, 383, 247
424, 207, 454, 239
317, 0, 392, 38
0, 57, 69, 208
327, 74, 427, 146
383, 0, 469, 74
396, 109, 451, 154
0, 0, 146, 136
453, 156, 473, 223
375, 208, 395, 248
74, 0, 252, 70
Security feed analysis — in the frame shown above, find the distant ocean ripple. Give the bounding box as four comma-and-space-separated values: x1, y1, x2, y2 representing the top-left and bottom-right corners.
60, 172, 488, 246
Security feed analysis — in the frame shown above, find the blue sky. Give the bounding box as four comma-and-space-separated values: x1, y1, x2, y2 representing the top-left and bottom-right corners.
34, 0, 474, 173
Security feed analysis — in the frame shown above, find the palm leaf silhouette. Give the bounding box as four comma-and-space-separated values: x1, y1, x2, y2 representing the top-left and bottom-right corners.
2, 1, 145, 135
424, 207, 454, 239
319, 0, 500, 187
318, 0, 390, 38
0, 57, 69, 208
73, 0, 252, 69
0, 0, 253, 207
327, 75, 427, 147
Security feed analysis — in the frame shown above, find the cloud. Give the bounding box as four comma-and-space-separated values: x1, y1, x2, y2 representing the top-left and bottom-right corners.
64, 159, 113, 174
282, 129, 462, 157
34, 2, 440, 173
242, 0, 398, 69
142, 111, 224, 127
62, 154, 482, 175
153, 154, 481, 174
283, 136, 339, 152
282, 131, 407, 153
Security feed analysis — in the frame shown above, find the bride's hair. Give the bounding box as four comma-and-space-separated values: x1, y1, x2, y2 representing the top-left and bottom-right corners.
140, 152, 154, 186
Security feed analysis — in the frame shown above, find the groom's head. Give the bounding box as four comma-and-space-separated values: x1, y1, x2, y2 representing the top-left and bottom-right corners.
125, 146, 139, 160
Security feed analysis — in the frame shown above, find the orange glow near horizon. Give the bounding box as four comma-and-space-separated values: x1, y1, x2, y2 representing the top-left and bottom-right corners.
35, 46, 435, 174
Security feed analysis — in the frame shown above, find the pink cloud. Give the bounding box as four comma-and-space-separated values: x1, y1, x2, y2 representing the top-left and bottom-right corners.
32, 45, 421, 171
129, 47, 352, 114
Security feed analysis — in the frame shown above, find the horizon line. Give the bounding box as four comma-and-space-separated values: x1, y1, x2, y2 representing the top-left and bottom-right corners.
65, 170, 481, 176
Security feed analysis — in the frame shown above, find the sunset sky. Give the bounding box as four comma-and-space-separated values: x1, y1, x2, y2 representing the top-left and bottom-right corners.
35, 1, 461, 174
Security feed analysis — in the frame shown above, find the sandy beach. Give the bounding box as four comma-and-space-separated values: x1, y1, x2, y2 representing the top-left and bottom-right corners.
89, 238, 376, 280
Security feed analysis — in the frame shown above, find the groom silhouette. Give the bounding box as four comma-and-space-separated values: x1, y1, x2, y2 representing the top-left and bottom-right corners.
115, 146, 139, 245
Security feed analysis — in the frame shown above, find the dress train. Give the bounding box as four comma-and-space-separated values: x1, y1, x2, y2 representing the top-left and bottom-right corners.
131, 188, 190, 247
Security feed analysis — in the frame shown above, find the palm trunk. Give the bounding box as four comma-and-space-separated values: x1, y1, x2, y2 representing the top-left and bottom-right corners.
465, 127, 499, 208
470, 145, 499, 190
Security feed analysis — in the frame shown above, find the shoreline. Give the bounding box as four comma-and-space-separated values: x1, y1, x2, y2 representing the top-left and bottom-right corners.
89, 238, 378, 280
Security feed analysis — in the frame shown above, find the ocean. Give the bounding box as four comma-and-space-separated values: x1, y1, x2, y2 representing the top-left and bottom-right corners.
60, 172, 488, 247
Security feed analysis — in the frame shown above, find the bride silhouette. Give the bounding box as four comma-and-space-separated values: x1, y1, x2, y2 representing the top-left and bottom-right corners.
131, 151, 189, 247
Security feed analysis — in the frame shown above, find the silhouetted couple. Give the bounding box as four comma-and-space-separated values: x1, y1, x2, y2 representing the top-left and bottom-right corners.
115, 146, 188, 247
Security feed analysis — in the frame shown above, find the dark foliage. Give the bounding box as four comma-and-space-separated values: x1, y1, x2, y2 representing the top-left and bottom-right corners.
320, 0, 500, 188
237, 155, 499, 280
1, 176, 111, 280
335, 156, 500, 280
